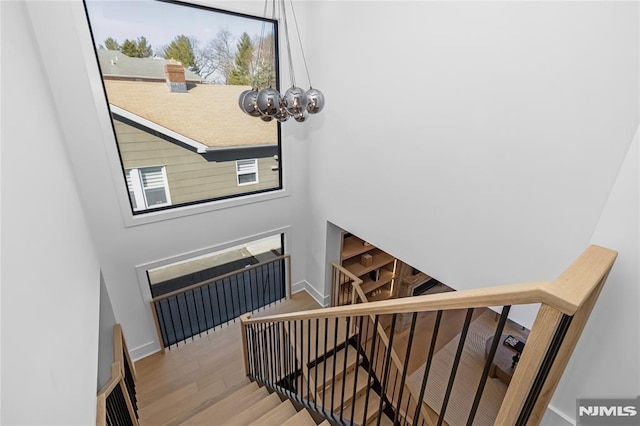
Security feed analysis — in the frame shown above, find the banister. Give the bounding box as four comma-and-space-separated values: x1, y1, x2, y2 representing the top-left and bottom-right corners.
150, 254, 291, 303
244, 245, 616, 324
332, 262, 363, 285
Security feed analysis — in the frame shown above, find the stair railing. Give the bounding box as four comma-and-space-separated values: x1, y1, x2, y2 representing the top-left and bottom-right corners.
97, 324, 138, 426
351, 280, 431, 425
240, 245, 616, 425
150, 254, 291, 351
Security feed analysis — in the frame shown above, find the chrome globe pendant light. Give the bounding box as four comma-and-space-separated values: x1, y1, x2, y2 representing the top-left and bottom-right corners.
239, 0, 324, 123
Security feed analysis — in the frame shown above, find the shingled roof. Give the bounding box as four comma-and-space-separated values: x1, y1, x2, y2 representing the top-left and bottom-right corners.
97, 49, 203, 83
104, 80, 277, 148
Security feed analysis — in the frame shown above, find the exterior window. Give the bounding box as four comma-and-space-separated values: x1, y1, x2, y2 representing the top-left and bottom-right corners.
84, 1, 282, 216
237, 159, 259, 186
126, 166, 171, 211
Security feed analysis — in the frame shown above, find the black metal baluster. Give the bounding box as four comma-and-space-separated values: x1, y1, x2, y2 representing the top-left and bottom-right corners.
467, 306, 511, 426
293, 320, 299, 397
189, 290, 201, 337
184, 292, 196, 341
363, 315, 380, 426
413, 310, 443, 426
205, 284, 215, 330
330, 317, 339, 414
323, 317, 329, 409
226, 277, 236, 322
173, 295, 185, 347
258, 265, 265, 309
314, 317, 320, 410
307, 319, 312, 402
377, 314, 398, 426
196, 287, 208, 335
438, 308, 474, 426
391, 370, 399, 413
219, 279, 230, 325
339, 316, 351, 422
350, 315, 364, 424
394, 312, 418, 425
212, 281, 222, 329
239, 271, 248, 315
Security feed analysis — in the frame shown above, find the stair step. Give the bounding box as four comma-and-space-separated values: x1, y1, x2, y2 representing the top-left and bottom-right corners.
287, 317, 351, 361
225, 393, 281, 424
281, 409, 317, 426
138, 382, 197, 419
160, 379, 251, 425
319, 366, 370, 413
319, 421, 331, 426
309, 346, 359, 391
349, 390, 383, 425
182, 385, 267, 424
249, 400, 297, 425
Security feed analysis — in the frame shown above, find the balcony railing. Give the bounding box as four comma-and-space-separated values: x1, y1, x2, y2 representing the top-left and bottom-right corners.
150, 255, 291, 350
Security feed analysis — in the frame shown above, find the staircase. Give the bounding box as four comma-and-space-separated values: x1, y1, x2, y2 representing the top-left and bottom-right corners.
101, 245, 617, 426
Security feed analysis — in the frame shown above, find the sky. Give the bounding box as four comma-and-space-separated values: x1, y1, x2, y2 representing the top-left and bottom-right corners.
84, 0, 275, 55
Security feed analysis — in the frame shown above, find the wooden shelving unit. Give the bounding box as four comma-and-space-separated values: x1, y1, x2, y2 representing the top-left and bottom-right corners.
339, 233, 397, 304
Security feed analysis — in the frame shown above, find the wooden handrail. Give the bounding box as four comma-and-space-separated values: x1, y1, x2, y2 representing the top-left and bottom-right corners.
150, 254, 291, 303
244, 245, 616, 324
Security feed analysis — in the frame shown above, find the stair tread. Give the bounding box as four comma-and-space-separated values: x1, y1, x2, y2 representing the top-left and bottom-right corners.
309, 346, 359, 391
160, 379, 251, 425
319, 366, 371, 413
225, 393, 282, 424
249, 400, 297, 425
349, 390, 383, 425
287, 317, 352, 361
182, 385, 267, 424
281, 409, 317, 426
138, 382, 198, 418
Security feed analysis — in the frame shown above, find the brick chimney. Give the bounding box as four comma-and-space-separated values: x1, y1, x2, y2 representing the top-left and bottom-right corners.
164, 62, 187, 93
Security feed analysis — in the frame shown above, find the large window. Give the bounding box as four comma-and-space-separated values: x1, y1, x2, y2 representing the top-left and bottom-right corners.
83, 0, 281, 215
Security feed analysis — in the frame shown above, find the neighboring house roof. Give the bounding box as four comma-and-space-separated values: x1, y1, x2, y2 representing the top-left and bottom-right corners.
97, 49, 203, 82
104, 80, 277, 148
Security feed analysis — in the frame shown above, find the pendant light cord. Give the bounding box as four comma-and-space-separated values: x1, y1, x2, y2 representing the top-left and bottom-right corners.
288, 0, 312, 88
280, 0, 296, 88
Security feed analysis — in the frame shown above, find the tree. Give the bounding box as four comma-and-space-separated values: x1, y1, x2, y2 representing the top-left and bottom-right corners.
227, 32, 254, 85
121, 37, 153, 58
120, 39, 138, 57
134, 36, 153, 58
252, 32, 276, 88
196, 29, 235, 83
103, 37, 120, 51
163, 35, 199, 74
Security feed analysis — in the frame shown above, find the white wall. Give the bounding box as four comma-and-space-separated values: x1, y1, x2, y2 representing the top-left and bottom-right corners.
301, 1, 639, 423
1, 1, 102, 424
25, 0, 311, 359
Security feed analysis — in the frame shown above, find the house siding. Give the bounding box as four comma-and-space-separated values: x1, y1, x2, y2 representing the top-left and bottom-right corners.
114, 121, 280, 206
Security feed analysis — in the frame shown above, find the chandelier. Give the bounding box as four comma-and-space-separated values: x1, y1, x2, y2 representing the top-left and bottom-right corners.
238, 0, 324, 123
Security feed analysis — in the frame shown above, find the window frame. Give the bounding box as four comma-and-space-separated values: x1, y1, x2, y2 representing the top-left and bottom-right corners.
236, 159, 259, 186
82, 0, 283, 219
126, 166, 172, 211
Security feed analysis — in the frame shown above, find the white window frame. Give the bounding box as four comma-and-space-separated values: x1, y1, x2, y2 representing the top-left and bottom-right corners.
236, 159, 259, 186
126, 166, 172, 211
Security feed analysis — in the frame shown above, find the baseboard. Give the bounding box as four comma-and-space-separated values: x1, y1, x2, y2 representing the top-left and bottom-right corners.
541, 404, 575, 426
130, 340, 161, 362
293, 280, 330, 307
291, 279, 306, 295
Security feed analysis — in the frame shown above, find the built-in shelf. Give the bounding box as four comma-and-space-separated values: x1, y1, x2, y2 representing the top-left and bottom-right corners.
338, 232, 397, 305
360, 270, 394, 295
341, 236, 374, 261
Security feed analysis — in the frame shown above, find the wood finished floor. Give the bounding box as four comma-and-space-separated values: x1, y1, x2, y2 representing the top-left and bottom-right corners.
134, 292, 320, 425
